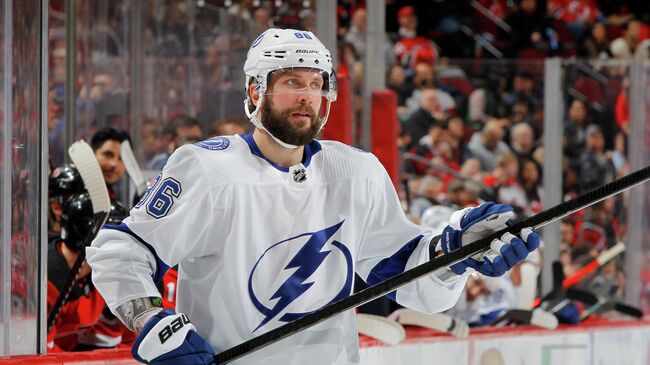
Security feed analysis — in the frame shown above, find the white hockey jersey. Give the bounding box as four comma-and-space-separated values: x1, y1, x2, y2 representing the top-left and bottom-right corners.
87, 134, 467, 365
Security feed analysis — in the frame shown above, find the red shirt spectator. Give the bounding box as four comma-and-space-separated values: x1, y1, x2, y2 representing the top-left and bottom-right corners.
394, 6, 437, 70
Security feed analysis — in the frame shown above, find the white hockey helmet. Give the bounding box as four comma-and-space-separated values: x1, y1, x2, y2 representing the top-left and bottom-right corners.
243, 28, 338, 148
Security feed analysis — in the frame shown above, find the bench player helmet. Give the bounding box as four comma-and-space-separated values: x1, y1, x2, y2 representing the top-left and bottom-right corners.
243, 28, 337, 148
49, 165, 85, 201
60, 194, 129, 251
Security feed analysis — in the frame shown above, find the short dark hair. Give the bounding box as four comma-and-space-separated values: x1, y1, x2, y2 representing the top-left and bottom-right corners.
210, 118, 248, 136
164, 115, 202, 138
90, 127, 131, 151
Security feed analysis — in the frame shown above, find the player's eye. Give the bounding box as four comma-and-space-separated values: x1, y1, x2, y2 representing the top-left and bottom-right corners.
285, 78, 299, 87
310, 81, 323, 90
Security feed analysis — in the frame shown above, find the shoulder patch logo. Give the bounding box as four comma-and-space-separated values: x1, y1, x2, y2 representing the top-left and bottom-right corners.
195, 137, 230, 151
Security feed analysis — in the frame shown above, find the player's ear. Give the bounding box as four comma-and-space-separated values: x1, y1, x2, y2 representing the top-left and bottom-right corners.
249, 83, 260, 106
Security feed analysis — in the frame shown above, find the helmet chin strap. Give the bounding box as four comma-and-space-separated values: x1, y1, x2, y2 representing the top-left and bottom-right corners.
244, 97, 301, 150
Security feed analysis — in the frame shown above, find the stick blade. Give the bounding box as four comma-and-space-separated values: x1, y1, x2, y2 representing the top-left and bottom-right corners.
388, 309, 469, 338
356, 313, 405, 345
120, 140, 147, 196
68, 140, 110, 217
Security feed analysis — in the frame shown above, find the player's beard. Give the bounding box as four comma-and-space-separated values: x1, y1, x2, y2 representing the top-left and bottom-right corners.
261, 98, 321, 146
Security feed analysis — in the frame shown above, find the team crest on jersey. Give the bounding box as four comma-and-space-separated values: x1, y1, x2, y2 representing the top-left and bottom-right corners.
195, 137, 230, 151
292, 168, 307, 183
248, 221, 353, 332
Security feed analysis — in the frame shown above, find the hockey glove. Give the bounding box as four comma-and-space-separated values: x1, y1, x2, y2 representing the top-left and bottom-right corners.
440, 202, 540, 277
132, 309, 215, 365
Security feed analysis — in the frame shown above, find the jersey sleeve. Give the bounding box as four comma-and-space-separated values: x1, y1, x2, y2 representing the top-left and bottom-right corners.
355, 156, 467, 314
87, 145, 220, 309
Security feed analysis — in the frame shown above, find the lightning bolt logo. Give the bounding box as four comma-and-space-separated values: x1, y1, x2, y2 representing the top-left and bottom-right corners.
248, 221, 352, 332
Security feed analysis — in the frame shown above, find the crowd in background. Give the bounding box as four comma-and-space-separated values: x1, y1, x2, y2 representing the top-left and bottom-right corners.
40, 0, 650, 351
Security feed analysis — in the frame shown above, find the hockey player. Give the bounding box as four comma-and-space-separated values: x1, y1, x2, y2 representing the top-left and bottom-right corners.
47, 193, 128, 351
87, 28, 540, 365
90, 127, 131, 199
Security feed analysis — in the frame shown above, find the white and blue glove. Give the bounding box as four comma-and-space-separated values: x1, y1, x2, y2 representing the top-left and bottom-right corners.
132, 309, 215, 365
440, 202, 540, 277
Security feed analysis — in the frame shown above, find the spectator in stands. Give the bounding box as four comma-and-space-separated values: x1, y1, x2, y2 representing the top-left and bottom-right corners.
614, 77, 630, 134
564, 99, 590, 160
393, 5, 437, 73
578, 22, 612, 59
252, 6, 273, 36
610, 20, 642, 59
409, 175, 443, 221
502, 0, 554, 56
548, 0, 600, 41
578, 124, 615, 193
90, 127, 130, 200
468, 119, 511, 172
561, 219, 575, 246
424, 1, 474, 58
503, 71, 540, 111
443, 179, 480, 208
459, 158, 483, 181
483, 152, 528, 213
510, 100, 533, 126
274, 0, 304, 29
403, 87, 446, 150
148, 115, 204, 170
344, 8, 367, 60
509, 122, 536, 160
581, 199, 619, 248
387, 64, 410, 110
519, 158, 543, 215
209, 117, 248, 137
404, 63, 456, 117
344, 8, 394, 69
610, 132, 628, 177
446, 116, 470, 164
139, 118, 162, 169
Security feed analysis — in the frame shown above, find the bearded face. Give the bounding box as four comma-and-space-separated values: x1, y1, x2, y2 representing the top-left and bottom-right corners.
260, 95, 321, 146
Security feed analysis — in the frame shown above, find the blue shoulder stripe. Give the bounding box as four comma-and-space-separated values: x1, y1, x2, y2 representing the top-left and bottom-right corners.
365, 235, 423, 301
102, 223, 171, 283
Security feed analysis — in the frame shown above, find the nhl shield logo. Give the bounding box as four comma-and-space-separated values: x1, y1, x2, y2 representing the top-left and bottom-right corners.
293, 168, 307, 183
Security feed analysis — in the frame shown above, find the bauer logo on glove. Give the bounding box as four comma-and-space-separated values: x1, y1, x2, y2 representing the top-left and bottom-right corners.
158, 313, 191, 344
133, 309, 215, 365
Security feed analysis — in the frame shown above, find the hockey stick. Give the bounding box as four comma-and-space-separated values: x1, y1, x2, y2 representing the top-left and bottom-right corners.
567, 288, 644, 320
120, 140, 147, 197
531, 241, 626, 307
356, 313, 406, 345
47, 141, 111, 332
387, 308, 469, 338
490, 308, 558, 329
214, 166, 650, 364
563, 241, 625, 288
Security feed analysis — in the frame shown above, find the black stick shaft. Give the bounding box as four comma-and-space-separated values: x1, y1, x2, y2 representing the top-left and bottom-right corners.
215, 166, 650, 364
46, 251, 85, 332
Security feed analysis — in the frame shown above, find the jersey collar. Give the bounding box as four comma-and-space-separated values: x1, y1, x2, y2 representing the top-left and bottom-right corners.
240, 134, 322, 172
